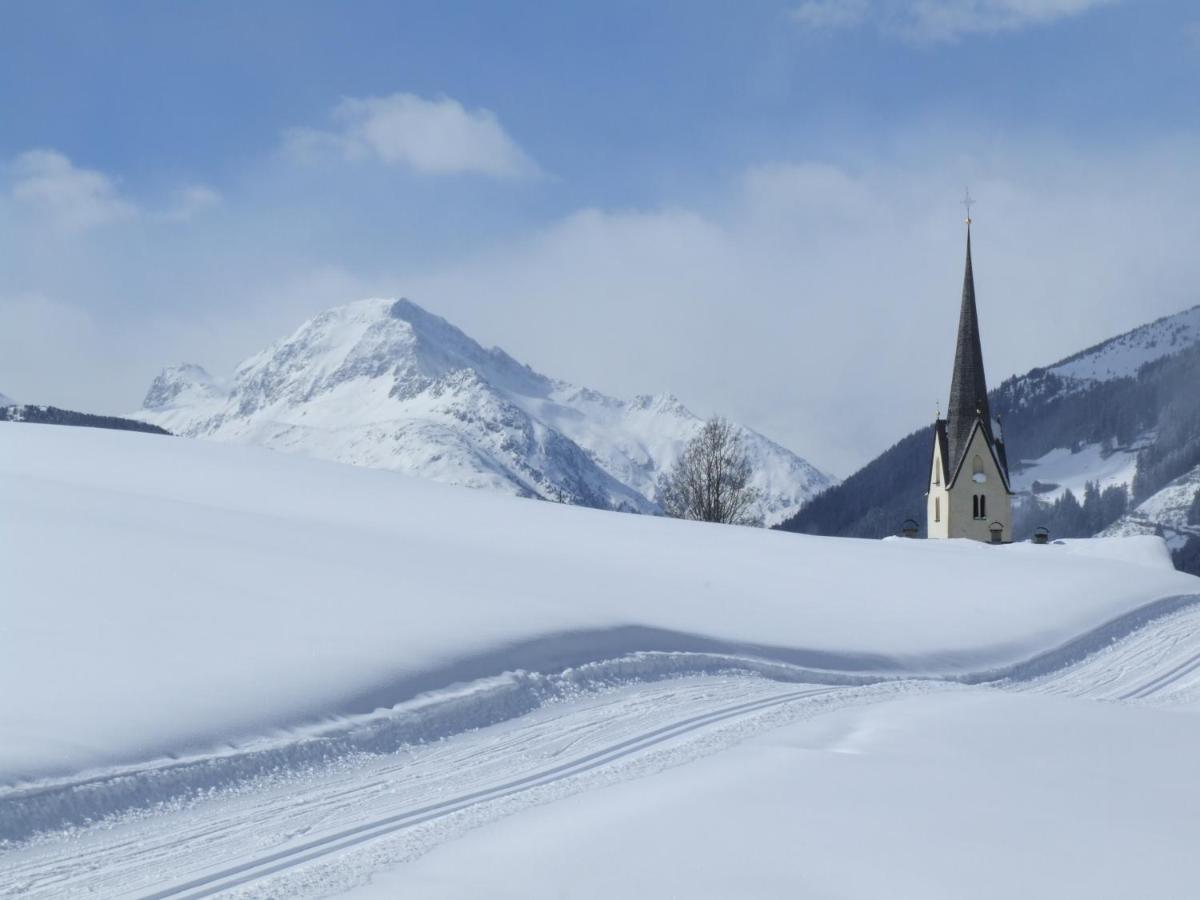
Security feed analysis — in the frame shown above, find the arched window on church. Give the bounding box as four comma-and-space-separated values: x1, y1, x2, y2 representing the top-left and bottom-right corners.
980, 495, 987, 518
935, 497, 941, 522
973, 455, 984, 476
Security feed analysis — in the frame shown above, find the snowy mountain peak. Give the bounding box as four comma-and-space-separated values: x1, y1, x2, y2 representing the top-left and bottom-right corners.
630, 392, 691, 416
383, 298, 552, 397
230, 297, 551, 414
0, 391, 15, 408
134, 298, 836, 523
142, 364, 226, 410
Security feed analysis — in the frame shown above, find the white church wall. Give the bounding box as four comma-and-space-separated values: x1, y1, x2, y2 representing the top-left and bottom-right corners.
944, 426, 1012, 542
927, 439, 950, 539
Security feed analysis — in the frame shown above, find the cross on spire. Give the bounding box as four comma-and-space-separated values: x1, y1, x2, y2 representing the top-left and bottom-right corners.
961, 188, 974, 226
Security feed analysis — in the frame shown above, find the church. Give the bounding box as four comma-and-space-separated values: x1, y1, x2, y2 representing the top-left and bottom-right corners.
926, 211, 1013, 543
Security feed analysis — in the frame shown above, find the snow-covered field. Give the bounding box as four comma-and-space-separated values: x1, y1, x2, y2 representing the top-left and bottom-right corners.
357, 687, 1200, 900
3, 422, 1200, 898
1012, 440, 1141, 503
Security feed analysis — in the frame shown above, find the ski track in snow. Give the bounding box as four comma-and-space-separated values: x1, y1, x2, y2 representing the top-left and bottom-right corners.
5, 595, 1200, 899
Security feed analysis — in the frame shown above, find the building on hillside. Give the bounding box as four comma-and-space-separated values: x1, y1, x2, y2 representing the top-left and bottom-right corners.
927, 210, 1013, 542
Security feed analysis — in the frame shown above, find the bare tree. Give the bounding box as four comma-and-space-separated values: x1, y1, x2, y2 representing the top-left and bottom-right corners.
657, 417, 763, 526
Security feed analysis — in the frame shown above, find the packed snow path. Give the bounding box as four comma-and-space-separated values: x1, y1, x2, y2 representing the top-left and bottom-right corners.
1015, 601, 1200, 705
0, 679, 914, 899
5, 598, 1200, 900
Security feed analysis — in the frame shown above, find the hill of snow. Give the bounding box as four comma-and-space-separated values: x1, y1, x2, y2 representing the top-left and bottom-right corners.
1011, 439, 1144, 505
6, 423, 1200, 899
3, 422, 1196, 787
133, 298, 834, 525
0, 391, 14, 407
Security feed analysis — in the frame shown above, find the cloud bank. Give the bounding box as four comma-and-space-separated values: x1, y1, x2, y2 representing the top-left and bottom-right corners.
3, 133, 1199, 474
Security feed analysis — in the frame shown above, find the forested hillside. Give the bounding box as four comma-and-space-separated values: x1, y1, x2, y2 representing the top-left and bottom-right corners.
779, 312, 1200, 545
1, 405, 171, 435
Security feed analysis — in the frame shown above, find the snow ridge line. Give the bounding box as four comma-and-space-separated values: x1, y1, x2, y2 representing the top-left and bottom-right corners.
3, 592, 1197, 845
0, 657, 858, 844
954, 593, 1200, 685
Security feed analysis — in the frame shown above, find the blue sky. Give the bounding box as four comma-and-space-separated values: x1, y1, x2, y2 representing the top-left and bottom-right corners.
3, 1, 1199, 471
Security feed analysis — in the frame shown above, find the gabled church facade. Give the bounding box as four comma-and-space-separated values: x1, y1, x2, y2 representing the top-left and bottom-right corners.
927, 220, 1013, 542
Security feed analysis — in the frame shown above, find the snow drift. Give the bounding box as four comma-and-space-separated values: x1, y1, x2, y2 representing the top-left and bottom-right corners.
2, 422, 1197, 789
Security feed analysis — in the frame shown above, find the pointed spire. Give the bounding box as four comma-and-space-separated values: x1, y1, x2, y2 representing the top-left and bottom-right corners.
945, 219, 995, 479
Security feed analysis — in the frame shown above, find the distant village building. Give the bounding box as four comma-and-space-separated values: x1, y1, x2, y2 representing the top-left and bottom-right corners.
927, 211, 1013, 542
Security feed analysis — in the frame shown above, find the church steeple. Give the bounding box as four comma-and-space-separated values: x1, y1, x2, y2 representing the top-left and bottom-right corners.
945, 222, 994, 480
926, 196, 1014, 543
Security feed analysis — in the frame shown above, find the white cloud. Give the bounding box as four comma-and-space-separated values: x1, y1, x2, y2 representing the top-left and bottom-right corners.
5, 135, 1200, 475
793, 0, 1120, 42
5, 149, 221, 232
160, 184, 221, 223
285, 92, 538, 178
9, 149, 137, 231
740, 162, 876, 225
400, 141, 1200, 472
0, 293, 102, 405
792, 0, 869, 30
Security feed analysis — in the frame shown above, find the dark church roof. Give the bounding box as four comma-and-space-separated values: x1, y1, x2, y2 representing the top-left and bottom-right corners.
945, 226, 999, 481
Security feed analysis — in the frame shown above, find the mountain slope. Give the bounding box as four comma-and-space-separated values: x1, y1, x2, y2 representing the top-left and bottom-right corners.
781, 304, 1200, 544
1101, 463, 1200, 545
1047, 305, 1200, 383
135, 298, 834, 523
1100, 463, 1200, 575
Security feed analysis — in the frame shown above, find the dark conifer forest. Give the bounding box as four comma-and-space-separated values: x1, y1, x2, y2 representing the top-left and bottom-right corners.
1, 405, 171, 435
